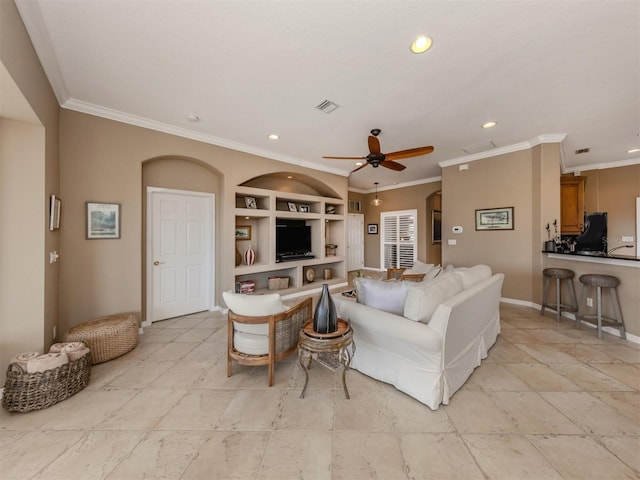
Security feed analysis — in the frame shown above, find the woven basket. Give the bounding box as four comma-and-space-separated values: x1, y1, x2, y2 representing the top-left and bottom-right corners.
2, 353, 91, 413
63, 313, 139, 364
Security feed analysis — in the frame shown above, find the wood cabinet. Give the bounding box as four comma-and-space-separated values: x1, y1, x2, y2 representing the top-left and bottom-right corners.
234, 186, 347, 297
560, 176, 586, 234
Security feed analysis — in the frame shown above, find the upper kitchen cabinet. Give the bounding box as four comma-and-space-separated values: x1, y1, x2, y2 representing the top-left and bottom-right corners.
560, 176, 586, 234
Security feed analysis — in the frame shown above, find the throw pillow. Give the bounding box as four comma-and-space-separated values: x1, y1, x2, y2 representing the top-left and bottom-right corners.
355, 277, 413, 316
403, 272, 464, 323
452, 264, 492, 289
403, 260, 435, 275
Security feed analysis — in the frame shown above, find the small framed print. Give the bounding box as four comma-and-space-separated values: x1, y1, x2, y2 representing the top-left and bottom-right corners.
86, 202, 120, 239
244, 196, 257, 209
287, 202, 297, 212
298, 204, 310, 213
235, 225, 251, 240
368, 223, 378, 234
49, 195, 61, 231
475, 207, 514, 231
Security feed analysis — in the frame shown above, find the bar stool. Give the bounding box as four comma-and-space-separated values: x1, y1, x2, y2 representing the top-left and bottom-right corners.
540, 268, 578, 322
576, 274, 626, 339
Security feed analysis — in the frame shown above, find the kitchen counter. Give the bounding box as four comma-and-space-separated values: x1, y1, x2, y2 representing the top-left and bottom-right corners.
543, 251, 640, 267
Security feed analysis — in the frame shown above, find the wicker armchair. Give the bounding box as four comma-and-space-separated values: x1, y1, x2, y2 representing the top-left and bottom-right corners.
223, 292, 311, 386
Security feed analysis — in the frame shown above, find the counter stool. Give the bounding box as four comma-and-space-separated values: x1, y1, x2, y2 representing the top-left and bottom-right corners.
540, 268, 578, 322
576, 274, 626, 339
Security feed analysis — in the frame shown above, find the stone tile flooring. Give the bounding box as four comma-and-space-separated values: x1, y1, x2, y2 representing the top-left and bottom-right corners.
1, 303, 638, 479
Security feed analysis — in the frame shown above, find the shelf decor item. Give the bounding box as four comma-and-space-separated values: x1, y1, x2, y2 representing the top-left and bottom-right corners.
313, 283, 338, 334
243, 246, 256, 266
305, 267, 316, 283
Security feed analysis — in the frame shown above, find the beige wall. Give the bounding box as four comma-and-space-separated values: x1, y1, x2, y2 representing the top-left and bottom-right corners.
1, 0, 60, 382
352, 182, 442, 269
59, 110, 348, 333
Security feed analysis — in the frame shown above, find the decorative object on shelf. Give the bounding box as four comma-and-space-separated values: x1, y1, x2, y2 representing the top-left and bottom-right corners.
235, 247, 242, 266
243, 246, 256, 266
245, 197, 257, 209
305, 267, 316, 283
298, 204, 310, 213
475, 206, 514, 231
325, 244, 337, 256
313, 283, 338, 334
49, 195, 61, 231
235, 225, 251, 240
287, 201, 297, 212
367, 223, 378, 234
268, 276, 289, 290
323, 268, 333, 280
371, 182, 382, 207
86, 202, 120, 239
326, 205, 337, 214
239, 280, 255, 293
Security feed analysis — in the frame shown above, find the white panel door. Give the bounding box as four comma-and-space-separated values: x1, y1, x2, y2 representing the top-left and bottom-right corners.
347, 214, 364, 271
148, 189, 213, 322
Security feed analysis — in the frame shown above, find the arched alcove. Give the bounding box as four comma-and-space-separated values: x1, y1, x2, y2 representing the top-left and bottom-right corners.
240, 172, 342, 199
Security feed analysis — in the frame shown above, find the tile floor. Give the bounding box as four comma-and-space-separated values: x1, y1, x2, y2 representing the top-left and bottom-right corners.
1, 303, 639, 479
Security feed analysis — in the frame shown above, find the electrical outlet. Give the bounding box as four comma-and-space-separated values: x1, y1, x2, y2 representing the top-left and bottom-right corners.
586, 297, 593, 307
53, 326, 57, 340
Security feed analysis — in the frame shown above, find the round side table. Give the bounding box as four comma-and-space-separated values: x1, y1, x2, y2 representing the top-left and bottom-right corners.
298, 319, 355, 399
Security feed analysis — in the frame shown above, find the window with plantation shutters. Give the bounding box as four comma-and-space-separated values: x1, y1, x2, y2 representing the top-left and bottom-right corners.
380, 210, 417, 269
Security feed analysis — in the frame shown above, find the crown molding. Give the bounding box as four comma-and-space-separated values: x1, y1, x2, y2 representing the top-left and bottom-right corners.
62, 98, 349, 177
15, 0, 69, 105
562, 156, 640, 173
349, 175, 442, 194
439, 134, 568, 168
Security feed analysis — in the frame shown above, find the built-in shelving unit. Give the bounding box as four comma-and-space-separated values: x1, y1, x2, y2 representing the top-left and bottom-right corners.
234, 185, 347, 298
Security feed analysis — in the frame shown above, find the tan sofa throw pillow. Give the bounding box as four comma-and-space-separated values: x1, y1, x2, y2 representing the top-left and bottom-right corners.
403, 272, 464, 323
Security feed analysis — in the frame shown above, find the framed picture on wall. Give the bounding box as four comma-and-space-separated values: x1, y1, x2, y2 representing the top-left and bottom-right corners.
367, 223, 378, 234
49, 195, 61, 231
475, 206, 514, 231
86, 202, 120, 239
432, 210, 441, 244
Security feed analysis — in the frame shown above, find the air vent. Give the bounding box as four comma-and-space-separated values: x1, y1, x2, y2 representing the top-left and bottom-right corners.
315, 99, 340, 113
462, 140, 496, 155
574, 148, 590, 154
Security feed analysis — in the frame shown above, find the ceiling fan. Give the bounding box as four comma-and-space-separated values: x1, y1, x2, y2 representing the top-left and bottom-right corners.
323, 129, 434, 173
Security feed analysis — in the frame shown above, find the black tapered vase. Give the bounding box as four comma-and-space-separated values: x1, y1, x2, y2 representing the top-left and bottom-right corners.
313, 283, 338, 334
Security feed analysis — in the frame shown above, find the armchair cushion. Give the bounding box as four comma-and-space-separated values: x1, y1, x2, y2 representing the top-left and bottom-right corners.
223, 292, 287, 336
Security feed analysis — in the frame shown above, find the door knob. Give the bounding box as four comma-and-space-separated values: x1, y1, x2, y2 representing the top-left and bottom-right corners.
153, 261, 164, 266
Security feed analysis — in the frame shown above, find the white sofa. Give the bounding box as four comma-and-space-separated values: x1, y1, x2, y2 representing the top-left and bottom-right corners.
335, 265, 504, 410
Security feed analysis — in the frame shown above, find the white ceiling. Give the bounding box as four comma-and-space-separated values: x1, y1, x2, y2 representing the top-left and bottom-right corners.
16, 0, 640, 191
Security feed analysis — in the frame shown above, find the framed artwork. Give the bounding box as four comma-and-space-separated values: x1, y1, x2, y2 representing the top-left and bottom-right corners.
298, 204, 310, 213
287, 202, 297, 212
245, 196, 257, 209
235, 225, 251, 240
368, 223, 378, 234
49, 195, 61, 231
86, 202, 120, 239
475, 206, 514, 231
432, 210, 441, 244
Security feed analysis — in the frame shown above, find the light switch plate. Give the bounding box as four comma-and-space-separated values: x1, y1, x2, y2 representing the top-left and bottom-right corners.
448, 239, 457, 245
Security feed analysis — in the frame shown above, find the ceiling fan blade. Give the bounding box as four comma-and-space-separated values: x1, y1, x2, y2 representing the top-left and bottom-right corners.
381, 160, 406, 171
350, 163, 369, 174
385, 146, 434, 161
368, 135, 381, 155
323, 156, 366, 160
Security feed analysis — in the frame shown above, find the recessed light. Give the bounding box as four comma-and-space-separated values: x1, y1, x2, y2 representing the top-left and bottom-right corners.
268, 134, 279, 140
244, 216, 250, 220
186, 114, 200, 122
627, 148, 640, 154
482, 121, 497, 129
410, 36, 432, 54
286, 175, 293, 179
355, 162, 364, 166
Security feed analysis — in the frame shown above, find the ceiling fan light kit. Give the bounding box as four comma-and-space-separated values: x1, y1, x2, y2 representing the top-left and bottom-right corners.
323, 129, 434, 174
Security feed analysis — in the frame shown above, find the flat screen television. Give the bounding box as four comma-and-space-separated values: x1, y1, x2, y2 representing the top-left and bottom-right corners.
276, 221, 313, 261
576, 212, 607, 253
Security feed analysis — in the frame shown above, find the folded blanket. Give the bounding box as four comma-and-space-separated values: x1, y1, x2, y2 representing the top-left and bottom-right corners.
26, 352, 69, 373
10, 352, 40, 372
49, 342, 89, 361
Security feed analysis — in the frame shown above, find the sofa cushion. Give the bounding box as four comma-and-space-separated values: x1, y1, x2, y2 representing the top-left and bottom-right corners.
403, 272, 464, 323
452, 265, 492, 289
355, 277, 413, 316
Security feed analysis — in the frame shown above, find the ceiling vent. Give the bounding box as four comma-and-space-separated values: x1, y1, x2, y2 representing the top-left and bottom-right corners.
315, 99, 340, 113
574, 148, 590, 154
462, 140, 496, 155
